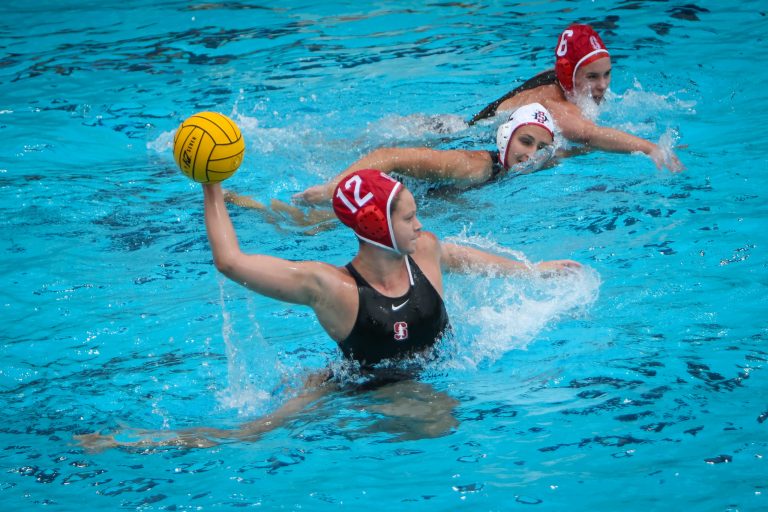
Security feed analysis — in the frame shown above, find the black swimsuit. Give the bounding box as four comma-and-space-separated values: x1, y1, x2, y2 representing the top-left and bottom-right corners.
340, 256, 450, 366
468, 69, 558, 125
488, 151, 506, 179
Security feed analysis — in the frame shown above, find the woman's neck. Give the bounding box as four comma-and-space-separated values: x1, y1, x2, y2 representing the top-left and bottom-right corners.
352, 244, 410, 297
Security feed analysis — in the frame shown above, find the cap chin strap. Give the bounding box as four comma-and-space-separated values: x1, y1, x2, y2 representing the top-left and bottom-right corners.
351, 181, 401, 253
502, 137, 513, 169
356, 236, 401, 256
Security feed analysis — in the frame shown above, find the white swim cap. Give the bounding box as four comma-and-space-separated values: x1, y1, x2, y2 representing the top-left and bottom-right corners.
496, 103, 555, 169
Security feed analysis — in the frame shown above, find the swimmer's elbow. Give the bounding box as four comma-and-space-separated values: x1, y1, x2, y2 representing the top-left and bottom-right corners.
438, 242, 465, 271
559, 118, 599, 145
212, 250, 241, 277
369, 147, 394, 159
464, 163, 493, 184
561, 125, 591, 145
213, 255, 234, 276
365, 148, 400, 173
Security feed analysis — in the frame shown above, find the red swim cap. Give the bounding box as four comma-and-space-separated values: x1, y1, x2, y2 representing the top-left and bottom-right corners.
554, 24, 609, 92
333, 169, 403, 252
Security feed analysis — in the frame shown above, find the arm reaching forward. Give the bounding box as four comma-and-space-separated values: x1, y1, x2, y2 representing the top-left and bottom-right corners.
546, 100, 684, 172
440, 242, 581, 276
293, 147, 493, 205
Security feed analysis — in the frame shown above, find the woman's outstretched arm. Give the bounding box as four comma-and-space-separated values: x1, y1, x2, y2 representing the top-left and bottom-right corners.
293, 147, 493, 205
439, 242, 581, 276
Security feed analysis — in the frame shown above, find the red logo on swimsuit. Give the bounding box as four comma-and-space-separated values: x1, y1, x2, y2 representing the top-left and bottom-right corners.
393, 321, 409, 341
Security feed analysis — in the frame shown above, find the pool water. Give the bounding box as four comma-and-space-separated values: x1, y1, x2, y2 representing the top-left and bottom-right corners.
1, 1, 766, 510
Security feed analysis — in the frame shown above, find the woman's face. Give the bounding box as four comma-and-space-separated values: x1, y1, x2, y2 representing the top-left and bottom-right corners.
574, 56, 612, 103
390, 188, 422, 254
507, 124, 554, 165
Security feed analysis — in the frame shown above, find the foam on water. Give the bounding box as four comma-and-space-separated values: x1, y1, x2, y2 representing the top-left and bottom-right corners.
213, 280, 282, 417
367, 112, 469, 141
602, 82, 697, 136
439, 232, 601, 369
146, 129, 174, 155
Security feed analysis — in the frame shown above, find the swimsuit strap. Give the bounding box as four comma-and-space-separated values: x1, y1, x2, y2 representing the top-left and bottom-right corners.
488, 150, 506, 179
345, 261, 366, 285
346, 256, 415, 291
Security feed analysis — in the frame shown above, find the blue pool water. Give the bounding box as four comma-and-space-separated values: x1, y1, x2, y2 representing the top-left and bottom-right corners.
2, 1, 766, 510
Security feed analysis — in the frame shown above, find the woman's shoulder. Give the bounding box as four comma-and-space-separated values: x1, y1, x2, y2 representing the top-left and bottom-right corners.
417, 230, 440, 247
411, 232, 445, 294
412, 231, 442, 265
303, 260, 356, 289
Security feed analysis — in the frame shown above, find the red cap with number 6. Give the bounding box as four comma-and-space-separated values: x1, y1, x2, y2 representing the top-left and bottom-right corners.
555, 24, 609, 92
333, 169, 402, 253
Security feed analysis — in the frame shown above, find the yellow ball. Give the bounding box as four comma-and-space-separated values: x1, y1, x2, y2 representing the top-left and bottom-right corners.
173, 111, 245, 183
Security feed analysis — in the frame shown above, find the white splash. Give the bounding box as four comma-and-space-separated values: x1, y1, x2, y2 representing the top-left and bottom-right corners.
570, 92, 602, 122
439, 233, 601, 369
367, 113, 469, 142
213, 279, 279, 417
601, 81, 697, 137
146, 109, 287, 157
147, 129, 174, 154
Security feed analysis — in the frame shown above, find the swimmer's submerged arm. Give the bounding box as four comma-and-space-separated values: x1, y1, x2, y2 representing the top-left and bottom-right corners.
203, 184, 330, 305
439, 243, 581, 276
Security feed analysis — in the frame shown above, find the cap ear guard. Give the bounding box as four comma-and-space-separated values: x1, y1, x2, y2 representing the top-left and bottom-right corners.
496, 121, 513, 169
355, 204, 388, 239
556, 57, 574, 91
